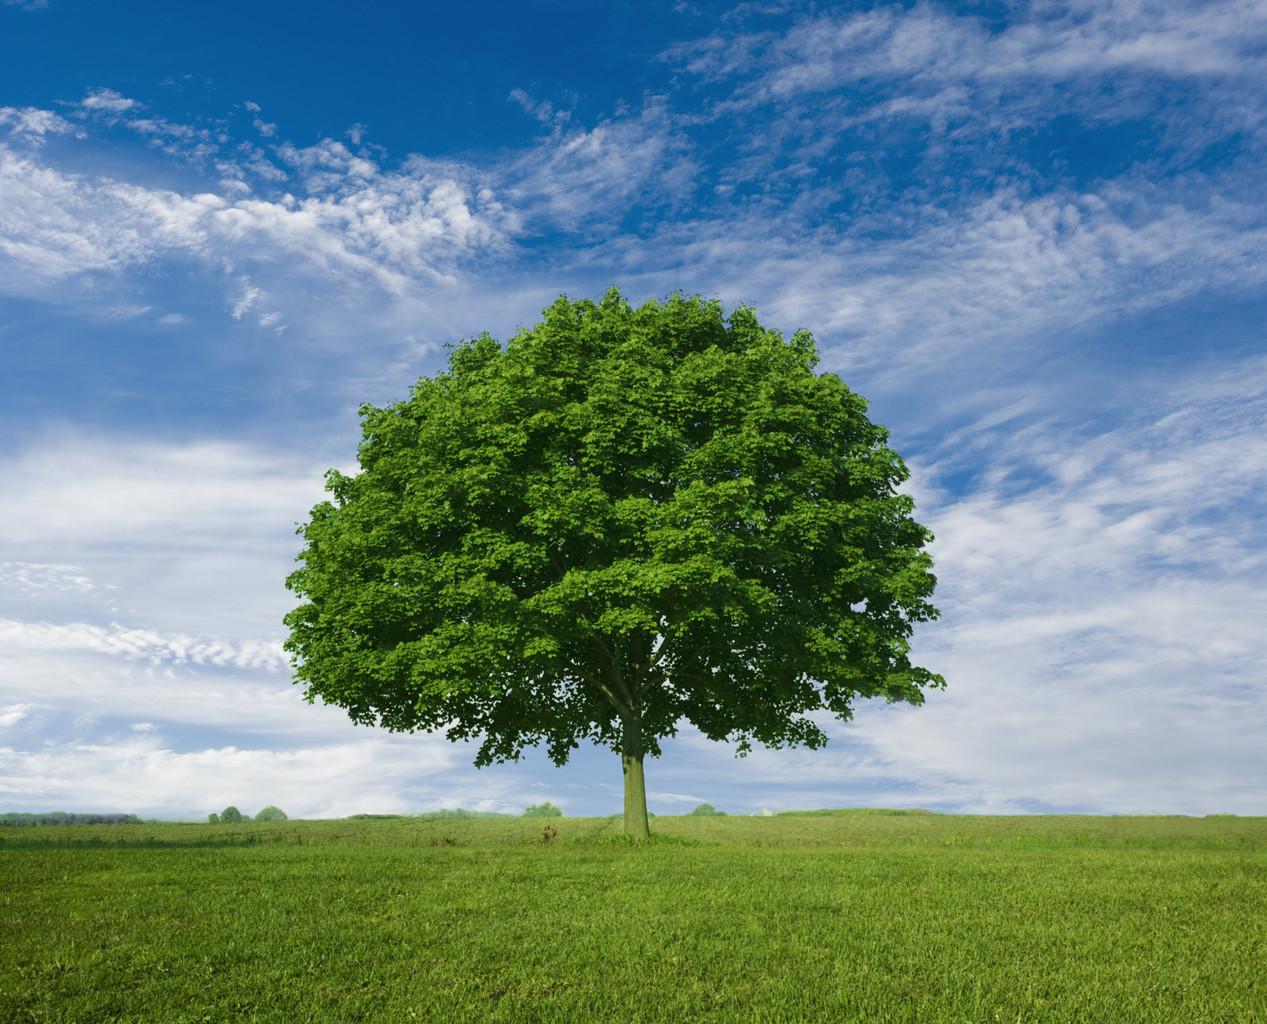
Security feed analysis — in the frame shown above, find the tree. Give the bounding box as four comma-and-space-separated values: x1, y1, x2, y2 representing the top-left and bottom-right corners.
523, 802, 563, 817
220, 806, 244, 823
688, 803, 726, 816
208, 812, 220, 824
255, 805, 288, 822
284, 289, 943, 840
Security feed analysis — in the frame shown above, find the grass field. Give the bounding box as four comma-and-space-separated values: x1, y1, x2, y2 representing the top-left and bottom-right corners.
2, 811, 1264, 1023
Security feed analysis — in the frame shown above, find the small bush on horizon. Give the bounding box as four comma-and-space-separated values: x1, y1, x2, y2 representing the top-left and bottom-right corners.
219, 806, 245, 823
688, 803, 726, 816
523, 802, 563, 817
254, 806, 288, 822
207, 813, 219, 824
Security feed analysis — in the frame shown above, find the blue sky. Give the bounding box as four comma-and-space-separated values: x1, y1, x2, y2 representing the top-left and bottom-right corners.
1, 0, 1265, 820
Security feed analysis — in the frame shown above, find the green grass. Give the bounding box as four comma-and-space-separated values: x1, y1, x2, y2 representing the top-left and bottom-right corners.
2, 814, 1264, 1022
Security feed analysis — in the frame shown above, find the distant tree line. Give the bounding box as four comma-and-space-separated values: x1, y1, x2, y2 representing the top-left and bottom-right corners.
0, 812, 142, 827
345, 808, 515, 820
523, 802, 563, 817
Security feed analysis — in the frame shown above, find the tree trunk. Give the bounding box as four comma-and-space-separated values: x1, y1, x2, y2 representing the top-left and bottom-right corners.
621, 714, 650, 840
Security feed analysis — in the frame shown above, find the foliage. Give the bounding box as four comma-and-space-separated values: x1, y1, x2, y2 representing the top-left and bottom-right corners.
1, 815, 1263, 1022
523, 802, 563, 818
687, 803, 726, 816
254, 806, 289, 822
0, 812, 140, 827
284, 289, 944, 835
219, 806, 245, 824
207, 813, 219, 824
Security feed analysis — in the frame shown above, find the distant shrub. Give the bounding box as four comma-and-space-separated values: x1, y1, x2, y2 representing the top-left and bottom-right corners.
688, 803, 726, 816
254, 806, 288, 822
220, 806, 245, 823
523, 802, 563, 817
208, 812, 220, 824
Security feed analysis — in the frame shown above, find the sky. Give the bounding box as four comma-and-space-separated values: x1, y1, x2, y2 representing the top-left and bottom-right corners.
1, 0, 1265, 821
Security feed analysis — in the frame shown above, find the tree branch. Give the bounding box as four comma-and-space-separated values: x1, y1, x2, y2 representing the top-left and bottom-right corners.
572, 661, 632, 719
590, 634, 637, 714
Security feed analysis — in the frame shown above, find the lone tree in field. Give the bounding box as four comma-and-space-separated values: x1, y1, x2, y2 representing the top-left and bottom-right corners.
284, 289, 943, 840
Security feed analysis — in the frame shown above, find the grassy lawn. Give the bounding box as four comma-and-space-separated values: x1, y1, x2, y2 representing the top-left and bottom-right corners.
2, 812, 1264, 1022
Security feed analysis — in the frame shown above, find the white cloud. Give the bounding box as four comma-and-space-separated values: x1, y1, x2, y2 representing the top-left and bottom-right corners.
508, 88, 571, 127
80, 88, 139, 113
230, 282, 262, 319
0, 106, 76, 141
0, 129, 513, 319
131, 722, 156, 732
0, 704, 29, 729
0, 562, 95, 593
504, 97, 696, 232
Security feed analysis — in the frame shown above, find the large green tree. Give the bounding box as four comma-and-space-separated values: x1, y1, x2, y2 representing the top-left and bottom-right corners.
284, 289, 943, 839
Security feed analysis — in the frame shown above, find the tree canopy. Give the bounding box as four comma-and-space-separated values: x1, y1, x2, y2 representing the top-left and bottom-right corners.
254, 805, 289, 822
284, 289, 943, 838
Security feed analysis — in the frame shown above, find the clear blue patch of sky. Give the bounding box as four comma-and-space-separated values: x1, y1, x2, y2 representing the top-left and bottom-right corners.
0, 0, 695, 160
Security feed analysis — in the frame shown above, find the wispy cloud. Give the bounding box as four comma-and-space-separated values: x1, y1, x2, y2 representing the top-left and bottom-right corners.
670, 1, 1267, 104
79, 87, 139, 113
0, 141, 513, 308
0, 106, 76, 142
0, 619, 287, 671
0, 704, 30, 729
0, 562, 96, 594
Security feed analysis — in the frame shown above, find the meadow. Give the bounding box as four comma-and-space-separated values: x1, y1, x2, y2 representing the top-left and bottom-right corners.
2, 811, 1263, 1023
